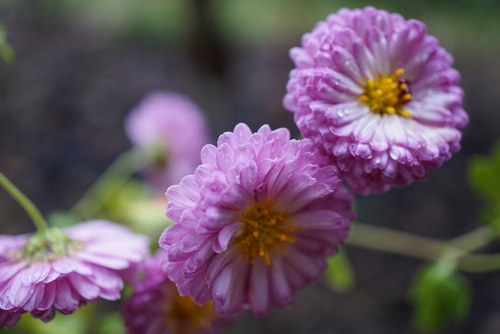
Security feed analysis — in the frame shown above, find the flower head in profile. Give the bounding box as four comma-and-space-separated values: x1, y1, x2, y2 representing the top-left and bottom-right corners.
283, 7, 468, 194
0, 220, 149, 328
123, 251, 225, 334
125, 91, 212, 191
160, 123, 355, 317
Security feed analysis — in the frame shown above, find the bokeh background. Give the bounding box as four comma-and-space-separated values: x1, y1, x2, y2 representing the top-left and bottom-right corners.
1, 0, 500, 333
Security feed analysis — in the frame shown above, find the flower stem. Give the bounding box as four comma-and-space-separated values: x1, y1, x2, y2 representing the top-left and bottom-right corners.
0, 171, 49, 232
70, 148, 151, 220
458, 253, 500, 272
346, 222, 446, 261
450, 225, 496, 253
346, 222, 499, 273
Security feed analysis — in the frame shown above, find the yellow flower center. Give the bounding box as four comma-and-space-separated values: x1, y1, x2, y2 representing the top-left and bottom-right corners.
234, 200, 296, 266
162, 288, 217, 334
358, 68, 413, 118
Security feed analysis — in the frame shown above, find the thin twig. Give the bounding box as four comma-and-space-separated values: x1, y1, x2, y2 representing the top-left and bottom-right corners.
0, 171, 49, 232
346, 222, 500, 273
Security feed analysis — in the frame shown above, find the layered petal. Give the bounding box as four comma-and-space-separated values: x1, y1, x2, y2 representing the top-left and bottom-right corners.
0, 220, 149, 328
160, 123, 355, 317
284, 6, 468, 194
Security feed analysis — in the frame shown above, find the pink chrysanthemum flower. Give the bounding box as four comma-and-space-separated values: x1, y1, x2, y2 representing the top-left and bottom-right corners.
283, 7, 469, 194
123, 251, 224, 334
159, 123, 355, 317
0, 220, 149, 328
125, 91, 212, 191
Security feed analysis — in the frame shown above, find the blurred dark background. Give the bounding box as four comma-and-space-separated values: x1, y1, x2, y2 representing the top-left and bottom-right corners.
1, 0, 499, 333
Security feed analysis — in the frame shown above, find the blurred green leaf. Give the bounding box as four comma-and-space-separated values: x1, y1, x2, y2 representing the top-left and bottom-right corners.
409, 260, 471, 332
97, 312, 125, 334
323, 248, 355, 292
98, 178, 150, 217
0, 24, 15, 65
93, 178, 173, 241
14, 304, 92, 334
468, 141, 500, 203
468, 140, 500, 231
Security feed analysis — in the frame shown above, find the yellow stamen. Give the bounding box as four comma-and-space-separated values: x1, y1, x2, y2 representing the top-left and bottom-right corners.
401, 93, 412, 102
399, 110, 413, 118
394, 68, 405, 77
234, 200, 296, 266
358, 68, 413, 118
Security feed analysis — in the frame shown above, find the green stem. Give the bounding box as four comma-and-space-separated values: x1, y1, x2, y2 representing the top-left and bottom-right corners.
346, 222, 499, 273
458, 253, 500, 272
70, 148, 150, 220
450, 225, 496, 253
346, 222, 447, 261
0, 171, 49, 232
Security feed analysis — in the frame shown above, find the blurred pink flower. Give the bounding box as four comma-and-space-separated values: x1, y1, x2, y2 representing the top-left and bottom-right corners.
284, 7, 468, 194
122, 251, 225, 334
0, 220, 149, 328
125, 91, 212, 192
160, 123, 354, 317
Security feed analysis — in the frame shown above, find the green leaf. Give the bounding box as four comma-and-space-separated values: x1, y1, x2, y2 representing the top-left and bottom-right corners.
14, 304, 92, 334
468, 140, 500, 231
323, 248, 355, 292
0, 24, 15, 65
97, 312, 125, 334
468, 140, 500, 204
409, 260, 472, 332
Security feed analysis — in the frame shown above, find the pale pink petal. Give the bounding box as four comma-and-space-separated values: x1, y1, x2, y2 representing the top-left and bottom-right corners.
159, 123, 354, 317
0, 220, 148, 320
283, 6, 467, 194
